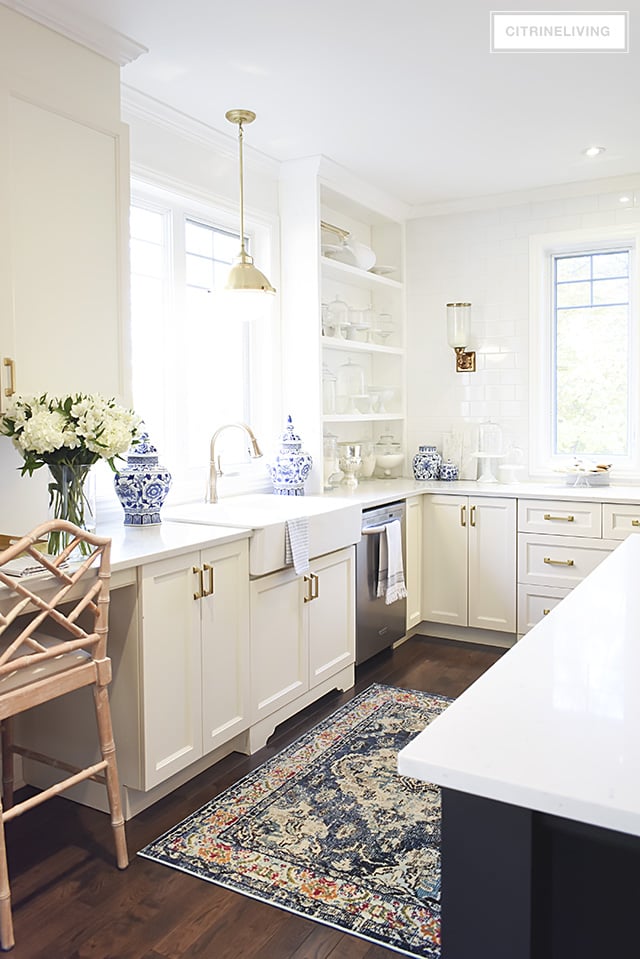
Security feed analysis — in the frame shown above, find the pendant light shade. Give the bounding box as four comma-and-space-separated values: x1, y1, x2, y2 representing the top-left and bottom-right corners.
224, 109, 276, 313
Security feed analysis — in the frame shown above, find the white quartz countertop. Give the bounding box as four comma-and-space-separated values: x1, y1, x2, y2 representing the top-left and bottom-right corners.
323, 477, 640, 507
96, 519, 251, 573
398, 533, 640, 837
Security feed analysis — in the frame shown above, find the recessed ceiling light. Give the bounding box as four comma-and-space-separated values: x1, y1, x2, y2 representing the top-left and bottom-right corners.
619, 195, 631, 204
583, 146, 606, 158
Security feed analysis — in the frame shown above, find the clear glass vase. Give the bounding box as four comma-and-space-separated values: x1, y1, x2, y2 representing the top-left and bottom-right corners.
47, 464, 96, 555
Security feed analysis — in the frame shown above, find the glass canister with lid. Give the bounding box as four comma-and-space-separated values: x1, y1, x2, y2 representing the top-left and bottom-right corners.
323, 432, 342, 490
322, 364, 337, 414
374, 433, 404, 479
326, 295, 350, 339
336, 357, 365, 414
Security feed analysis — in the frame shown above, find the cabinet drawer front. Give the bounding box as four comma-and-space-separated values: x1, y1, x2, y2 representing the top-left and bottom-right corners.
602, 503, 640, 541
517, 584, 571, 634
517, 499, 601, 537
518, 534, 613, 588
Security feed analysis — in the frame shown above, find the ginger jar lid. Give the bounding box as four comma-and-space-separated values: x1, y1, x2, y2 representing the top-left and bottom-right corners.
279, 415, 303, 450
125, 432, 159, 465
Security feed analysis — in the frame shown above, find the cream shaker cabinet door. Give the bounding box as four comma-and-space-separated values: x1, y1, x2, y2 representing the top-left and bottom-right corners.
423, 494, 516, 633
200, 540, 251, 753
250, 567, 308, 723
140, 541, 251, 789
140, 552, 203, 790
0, 8, 130, 407
308, 547, 355, 687
468, 497, 516, 632
422, 495, 468, 627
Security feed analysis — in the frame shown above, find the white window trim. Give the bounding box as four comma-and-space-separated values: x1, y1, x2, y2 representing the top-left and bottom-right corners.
96, 172, 281, 519
529, 223, 640, 481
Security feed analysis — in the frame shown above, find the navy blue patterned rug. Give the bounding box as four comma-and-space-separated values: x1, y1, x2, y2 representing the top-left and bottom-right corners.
139, 684, 449, 958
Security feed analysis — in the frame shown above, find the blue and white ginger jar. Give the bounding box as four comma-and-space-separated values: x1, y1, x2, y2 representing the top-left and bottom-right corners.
114, 432, 172, 526
439, 460, 459, 481
412, 445, 442, 480
269, 416, 312, 496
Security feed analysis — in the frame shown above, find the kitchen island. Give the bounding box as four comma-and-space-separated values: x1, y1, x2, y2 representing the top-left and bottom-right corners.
398, 532, 640, 959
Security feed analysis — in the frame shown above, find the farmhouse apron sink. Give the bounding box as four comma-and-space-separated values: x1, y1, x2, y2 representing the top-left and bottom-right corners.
163, 493, 362, 575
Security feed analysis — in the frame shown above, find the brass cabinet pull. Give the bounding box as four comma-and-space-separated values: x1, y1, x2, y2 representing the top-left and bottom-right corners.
193, 565, 204, 600
632, 519, 640, 528
543, 513, 574, 523
303, 573, 319, 602
543, 557, 574, 567
303, 574, 313, 603
469, 505, 476, 527
460, 504, 466, 527
203, 563, 215, 596
3, 357, 15, 398
543, 608, 551, 615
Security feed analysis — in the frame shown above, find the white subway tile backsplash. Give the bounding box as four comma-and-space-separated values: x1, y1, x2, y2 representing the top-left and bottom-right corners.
407, 176, 640, 468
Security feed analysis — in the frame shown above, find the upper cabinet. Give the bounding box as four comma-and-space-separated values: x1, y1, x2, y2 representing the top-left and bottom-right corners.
279, 157, 408, 493
0, 6, 132, 409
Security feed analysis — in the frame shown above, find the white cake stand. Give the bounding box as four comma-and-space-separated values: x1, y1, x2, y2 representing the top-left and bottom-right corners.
473, 452, 506, 484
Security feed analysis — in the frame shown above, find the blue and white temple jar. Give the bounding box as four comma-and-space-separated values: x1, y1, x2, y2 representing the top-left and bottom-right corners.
439, 460, 459, 481
114, 432, 172, 525
412, 445, 442, 480
269, 416, 313, 496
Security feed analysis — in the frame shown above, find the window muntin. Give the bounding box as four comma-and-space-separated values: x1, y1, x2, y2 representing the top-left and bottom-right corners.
129, 192, 257, 499
528, 225, 640, 480
553, 249, 630, 459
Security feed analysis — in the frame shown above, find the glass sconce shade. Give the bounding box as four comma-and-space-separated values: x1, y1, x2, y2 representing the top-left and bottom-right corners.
446, 302, 471, 348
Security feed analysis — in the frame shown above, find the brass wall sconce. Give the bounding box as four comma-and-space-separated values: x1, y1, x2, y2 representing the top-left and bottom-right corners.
446, 302, 476, 373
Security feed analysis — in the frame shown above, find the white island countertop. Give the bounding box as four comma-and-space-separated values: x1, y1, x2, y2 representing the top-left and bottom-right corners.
398, 532, 640, 838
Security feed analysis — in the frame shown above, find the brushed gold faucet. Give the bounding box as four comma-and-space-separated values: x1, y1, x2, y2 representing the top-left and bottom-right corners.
207, 422, 263, 503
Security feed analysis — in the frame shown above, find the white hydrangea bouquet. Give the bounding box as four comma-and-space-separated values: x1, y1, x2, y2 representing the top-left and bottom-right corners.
0, 392, 141, 553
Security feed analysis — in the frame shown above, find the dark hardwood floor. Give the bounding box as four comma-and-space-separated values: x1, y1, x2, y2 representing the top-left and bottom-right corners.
4, 634, 505, 958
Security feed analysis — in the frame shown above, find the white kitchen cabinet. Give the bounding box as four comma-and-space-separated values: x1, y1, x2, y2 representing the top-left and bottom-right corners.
0, 7, 131, 408
250, 546, 355, 725
422, 495, 516, 633
279, 157, 407, 490
139, 539, 250, 789
406, 495, 423, 630
517, 498, 618, 637
602, 503, 640, 540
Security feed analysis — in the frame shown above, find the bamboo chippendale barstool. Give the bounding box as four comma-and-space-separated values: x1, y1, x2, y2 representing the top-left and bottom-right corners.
0, 519, 128, 950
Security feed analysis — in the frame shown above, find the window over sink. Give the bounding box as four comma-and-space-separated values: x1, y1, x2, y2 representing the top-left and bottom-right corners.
128, 179, 277, 503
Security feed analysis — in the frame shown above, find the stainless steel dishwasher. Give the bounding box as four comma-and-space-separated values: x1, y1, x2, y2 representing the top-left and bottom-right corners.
356, 501, 407, 665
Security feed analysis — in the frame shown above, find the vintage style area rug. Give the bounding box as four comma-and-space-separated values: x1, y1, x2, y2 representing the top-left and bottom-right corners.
139, 684, 449, 958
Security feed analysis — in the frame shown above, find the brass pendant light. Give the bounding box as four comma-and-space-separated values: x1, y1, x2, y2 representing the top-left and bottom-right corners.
224, 109, 276, 303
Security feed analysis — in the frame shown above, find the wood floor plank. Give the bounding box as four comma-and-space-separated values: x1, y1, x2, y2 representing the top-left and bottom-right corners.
4, 635, 504, 957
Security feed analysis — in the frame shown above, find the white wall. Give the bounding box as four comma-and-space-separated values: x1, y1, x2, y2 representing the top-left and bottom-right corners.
406, 174, 640, 479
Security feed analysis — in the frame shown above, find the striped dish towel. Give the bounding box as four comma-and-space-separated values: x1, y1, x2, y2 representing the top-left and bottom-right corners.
376, 520, 407, 605
284, 517, 310, 575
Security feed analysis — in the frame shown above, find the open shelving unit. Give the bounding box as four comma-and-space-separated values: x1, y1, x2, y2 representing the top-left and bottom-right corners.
279, 157, 408, 492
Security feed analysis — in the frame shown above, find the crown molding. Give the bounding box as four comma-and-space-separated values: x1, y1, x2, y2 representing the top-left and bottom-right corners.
1, 0, 147, 65
121, 86, 281, 178
409, 171, 640, 219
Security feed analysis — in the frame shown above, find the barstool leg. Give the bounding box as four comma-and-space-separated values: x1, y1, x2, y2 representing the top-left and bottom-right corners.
1, 722, 14, 812
0, 805, 14, 951
93, 686, 128, 869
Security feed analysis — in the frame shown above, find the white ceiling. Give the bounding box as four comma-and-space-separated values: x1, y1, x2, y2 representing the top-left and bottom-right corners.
14, 0, 640, 208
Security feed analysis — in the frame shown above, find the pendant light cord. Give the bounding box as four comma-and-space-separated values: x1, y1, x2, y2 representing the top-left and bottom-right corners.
238, 119, 246, 256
